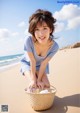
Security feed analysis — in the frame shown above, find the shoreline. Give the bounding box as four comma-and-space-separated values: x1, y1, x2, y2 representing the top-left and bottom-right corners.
0, 62, 20, 73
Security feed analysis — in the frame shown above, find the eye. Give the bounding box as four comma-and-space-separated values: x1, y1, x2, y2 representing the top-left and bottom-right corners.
43, 27, 47, 30
35, 28, 39, 31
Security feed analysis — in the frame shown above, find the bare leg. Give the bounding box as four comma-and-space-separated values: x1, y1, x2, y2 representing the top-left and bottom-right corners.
36, 71, 50, 88
42, 73, 50, 88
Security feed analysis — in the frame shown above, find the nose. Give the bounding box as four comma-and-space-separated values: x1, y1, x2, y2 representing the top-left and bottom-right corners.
39, 30, 44, 36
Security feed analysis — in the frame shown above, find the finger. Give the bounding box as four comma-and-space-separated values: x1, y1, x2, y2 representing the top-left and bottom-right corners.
39, 84, 43, 90
34, 84, 37, 88
29, 85, 31, 89
38, 85, 41, 89
42, 84, 44, 90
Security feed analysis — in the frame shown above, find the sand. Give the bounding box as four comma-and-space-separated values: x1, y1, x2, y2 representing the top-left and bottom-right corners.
0, 48, 80, 113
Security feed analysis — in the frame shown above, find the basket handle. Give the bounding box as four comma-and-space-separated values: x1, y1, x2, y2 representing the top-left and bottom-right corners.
50, 85, 57, 92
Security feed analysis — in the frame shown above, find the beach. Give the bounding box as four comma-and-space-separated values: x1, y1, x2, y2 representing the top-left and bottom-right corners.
0, 48, 80, 113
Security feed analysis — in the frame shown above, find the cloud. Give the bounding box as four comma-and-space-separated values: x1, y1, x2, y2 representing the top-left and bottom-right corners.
24, 29, 31, 36
54, 4, 80, 30
67, 16, 80, 29
54, 4, 80, 20
0, 28, 11, 39
18, 21, 26, 27
12, 32, 19, 36
0, 28, 19, 40
55, 22, 65, 33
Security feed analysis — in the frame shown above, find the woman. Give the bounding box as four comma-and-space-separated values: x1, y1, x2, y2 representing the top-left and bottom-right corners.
20, 9, 59, 91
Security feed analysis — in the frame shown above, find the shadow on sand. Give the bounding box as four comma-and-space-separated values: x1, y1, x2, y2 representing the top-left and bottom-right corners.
37, 94, 80, 113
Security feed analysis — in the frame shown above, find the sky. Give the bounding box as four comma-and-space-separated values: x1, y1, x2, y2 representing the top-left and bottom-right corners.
0, 0, 80, 56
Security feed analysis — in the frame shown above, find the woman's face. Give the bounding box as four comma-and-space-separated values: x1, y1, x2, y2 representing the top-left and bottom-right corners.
34, 22, 52, 45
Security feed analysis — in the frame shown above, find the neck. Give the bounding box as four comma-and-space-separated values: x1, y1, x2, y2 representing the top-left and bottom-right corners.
37, 39, 50, 47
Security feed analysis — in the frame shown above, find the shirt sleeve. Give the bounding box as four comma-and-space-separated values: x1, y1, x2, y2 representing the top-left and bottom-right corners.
47, 41, 59, 58
24, 36, 33, 52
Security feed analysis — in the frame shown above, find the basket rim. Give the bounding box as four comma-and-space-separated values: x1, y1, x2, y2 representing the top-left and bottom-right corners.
25, 86, 57, 95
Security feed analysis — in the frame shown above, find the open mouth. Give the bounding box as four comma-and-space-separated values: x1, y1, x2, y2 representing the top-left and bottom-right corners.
39, 37, 45, 40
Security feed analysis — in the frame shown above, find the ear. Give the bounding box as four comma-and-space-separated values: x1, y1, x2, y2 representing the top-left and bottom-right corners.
50, 29, 52, 34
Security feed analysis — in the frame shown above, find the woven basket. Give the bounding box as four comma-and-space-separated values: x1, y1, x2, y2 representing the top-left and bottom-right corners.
26, 86, 56, 111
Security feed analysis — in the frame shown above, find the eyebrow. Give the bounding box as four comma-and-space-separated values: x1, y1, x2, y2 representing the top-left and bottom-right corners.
36, 25, 48, 28
43, 25, 48, 27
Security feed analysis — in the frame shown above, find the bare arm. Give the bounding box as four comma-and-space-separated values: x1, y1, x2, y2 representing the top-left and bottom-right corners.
37, 41, 59, 81
27, 52, 36, 82
37, 57, 52, 81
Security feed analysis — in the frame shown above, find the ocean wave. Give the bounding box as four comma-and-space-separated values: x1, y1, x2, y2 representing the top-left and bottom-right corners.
0, 54, 23, 70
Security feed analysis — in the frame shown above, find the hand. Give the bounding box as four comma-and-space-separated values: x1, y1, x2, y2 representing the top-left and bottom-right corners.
27, 80, 37, 92
37, 80, 44, 89
29, 80, 37, 89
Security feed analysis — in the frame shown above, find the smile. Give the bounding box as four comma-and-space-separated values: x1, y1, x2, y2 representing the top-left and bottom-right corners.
39, 37, 45, 40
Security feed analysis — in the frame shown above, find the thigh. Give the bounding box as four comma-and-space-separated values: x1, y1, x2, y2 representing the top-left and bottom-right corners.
24, 71, 30, 76
24, 71, 38, 81
36, 71, 49, 81
24, 71, 31, 81
42, 73, 50, 82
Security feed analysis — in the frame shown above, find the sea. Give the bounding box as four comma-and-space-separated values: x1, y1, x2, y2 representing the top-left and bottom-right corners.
0, 53, 23, 71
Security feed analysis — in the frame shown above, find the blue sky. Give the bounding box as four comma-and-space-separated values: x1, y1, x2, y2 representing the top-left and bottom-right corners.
0, 0, 80, 56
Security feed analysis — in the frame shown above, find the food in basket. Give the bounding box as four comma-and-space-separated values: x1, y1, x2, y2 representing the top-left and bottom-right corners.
40, 89, 50, 94
26, 87, 54, 94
